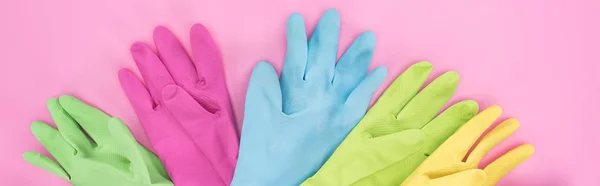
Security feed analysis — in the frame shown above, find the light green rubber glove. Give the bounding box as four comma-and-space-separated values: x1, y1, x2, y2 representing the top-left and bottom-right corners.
302, 62, 479, 186
23, 95, 173, 186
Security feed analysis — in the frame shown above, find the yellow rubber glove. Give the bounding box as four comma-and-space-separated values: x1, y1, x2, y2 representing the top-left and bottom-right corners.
401, 106, 534, 186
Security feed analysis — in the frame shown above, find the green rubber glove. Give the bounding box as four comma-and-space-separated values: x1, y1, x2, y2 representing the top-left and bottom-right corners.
23, 95, 173, 186
302, 62, 479, 186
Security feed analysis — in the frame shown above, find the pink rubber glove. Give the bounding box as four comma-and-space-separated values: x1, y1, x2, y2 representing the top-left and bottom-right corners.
118, 24, 238, 186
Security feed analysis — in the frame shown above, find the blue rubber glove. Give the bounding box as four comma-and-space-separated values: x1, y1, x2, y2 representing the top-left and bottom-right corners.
231, 9, 388, 186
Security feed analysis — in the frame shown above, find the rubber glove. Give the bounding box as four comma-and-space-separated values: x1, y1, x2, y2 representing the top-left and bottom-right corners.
401, 106, 535, 186
302, 62, 480, 186
119, 24, 238, 185
230, 9, 387, 186
23, 95, 172, 186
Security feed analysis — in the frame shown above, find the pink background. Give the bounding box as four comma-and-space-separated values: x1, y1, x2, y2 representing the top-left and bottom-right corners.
1, 0, 598, 185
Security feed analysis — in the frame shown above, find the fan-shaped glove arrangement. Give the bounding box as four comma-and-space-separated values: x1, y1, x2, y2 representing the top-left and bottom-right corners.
23, 8, 534, 186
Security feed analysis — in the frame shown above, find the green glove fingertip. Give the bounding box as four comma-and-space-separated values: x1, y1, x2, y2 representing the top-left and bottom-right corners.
23, 152, 70, 180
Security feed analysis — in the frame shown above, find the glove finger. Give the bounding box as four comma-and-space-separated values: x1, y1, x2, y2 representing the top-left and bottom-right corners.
118, 68, 155, 113
107, 117, 137, 151
281, 13, 308, 88
23, 152, 70, 180
245, 61, 283, 122
154, 26, 200, 89
58, 95, 112, 146
47, 98, 93, 152
240, 61, 284, 159
332, 31, 376, 96
421, 100, 479, 154
436, 106, 502, 159
427, 169, 486, 186
483, 144, 534, 186
467, 118, 519, 165
280, 13, 309, 115
304, 8, 340, 87
395, 71, 459, 130
29, 122, 75, 166
190, 24, 228, 92
190, 23, 224, 82
130, 42, 175, 105
369, 62, 432, 119
343, 66, 387, 129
